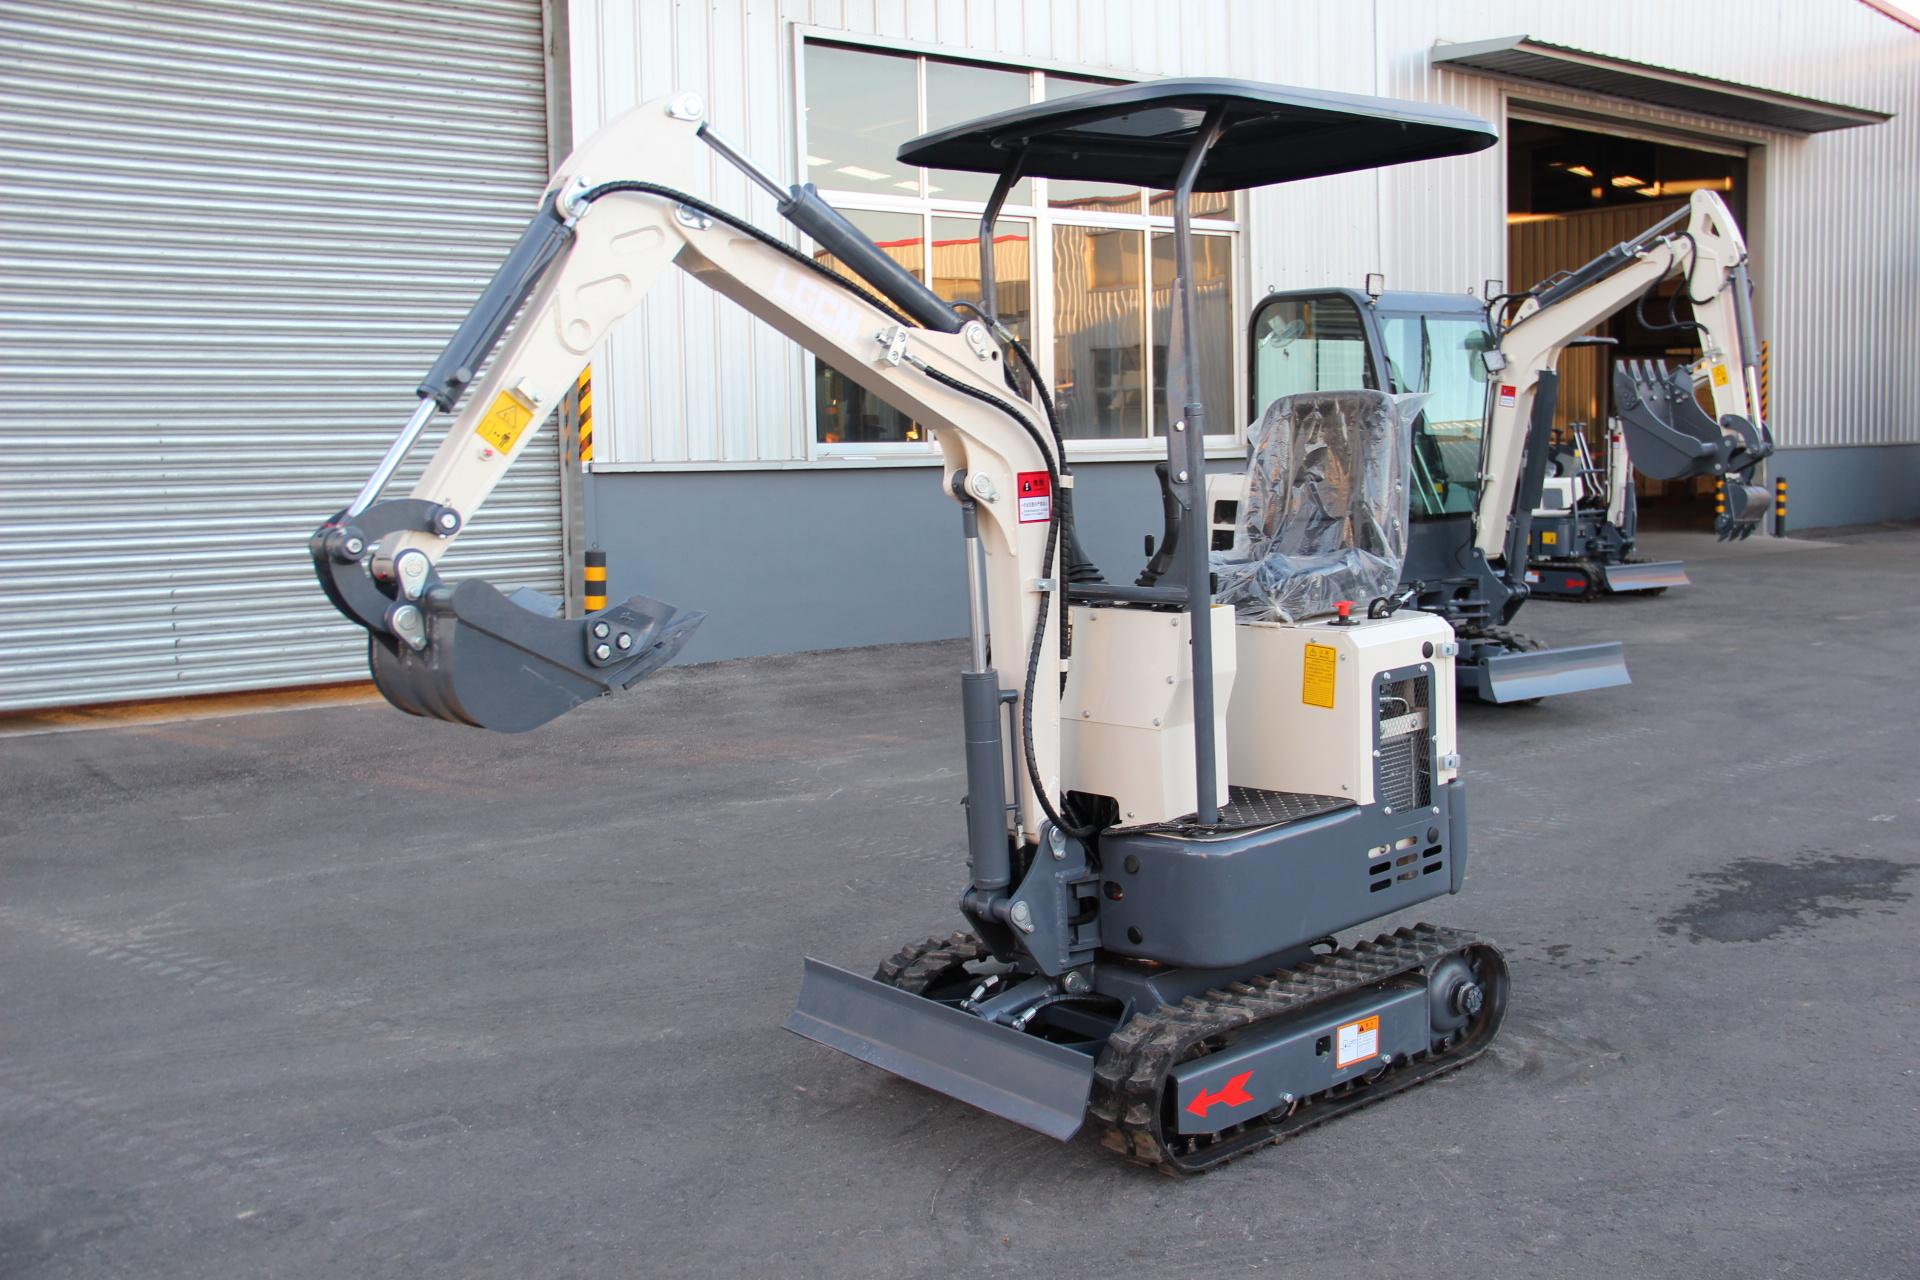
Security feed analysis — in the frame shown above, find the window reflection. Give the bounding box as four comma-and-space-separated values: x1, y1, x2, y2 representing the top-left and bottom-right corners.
926, 61, 1033, 205
814, 208, 923, 445
1251, 295, 1376, 411
804, 44, 920, 195
931, 216, 1031, 340
1149, 189, 1233, 218
1150, 232, 1232, 435
1054, 226, 1145, 438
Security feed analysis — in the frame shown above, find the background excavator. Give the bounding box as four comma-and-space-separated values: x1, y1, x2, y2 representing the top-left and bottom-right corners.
1214, 189, 1773, 702
309, 79, 1514, 1175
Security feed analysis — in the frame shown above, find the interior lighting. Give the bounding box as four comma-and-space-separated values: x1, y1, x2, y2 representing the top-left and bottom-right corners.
1611, 174, 1647, 187
1565, 164, 1593, 177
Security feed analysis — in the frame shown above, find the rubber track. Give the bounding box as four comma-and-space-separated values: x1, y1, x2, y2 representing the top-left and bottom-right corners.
873, 933, 991, 995
1087, 923, 1507, 1176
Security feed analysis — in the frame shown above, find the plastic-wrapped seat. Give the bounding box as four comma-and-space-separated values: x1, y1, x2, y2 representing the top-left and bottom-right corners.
1212, 390, 1415, 623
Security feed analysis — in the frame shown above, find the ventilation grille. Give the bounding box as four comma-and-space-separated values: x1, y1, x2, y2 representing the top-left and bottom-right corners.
1376, 675, 1432, 812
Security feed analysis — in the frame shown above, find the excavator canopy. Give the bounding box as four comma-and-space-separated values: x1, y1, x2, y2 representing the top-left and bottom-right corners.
897, 77, 1497, 189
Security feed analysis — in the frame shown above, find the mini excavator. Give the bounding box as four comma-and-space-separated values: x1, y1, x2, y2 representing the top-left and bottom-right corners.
311, 80, 1510, 1174
1217, 190, 1773, 701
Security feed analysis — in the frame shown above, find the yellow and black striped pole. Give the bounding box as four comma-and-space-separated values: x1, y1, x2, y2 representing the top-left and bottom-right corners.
584, 549, 607, 613
576, 366, 593, 465
1775, 477, 1787, 537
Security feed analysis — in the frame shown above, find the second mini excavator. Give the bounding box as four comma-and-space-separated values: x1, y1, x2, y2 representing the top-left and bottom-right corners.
310, 79, 1510, 1174
1214, 189, 1773, 701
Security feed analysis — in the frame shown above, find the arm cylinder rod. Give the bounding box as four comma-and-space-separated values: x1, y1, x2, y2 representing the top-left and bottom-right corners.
347, 397, 438, 517
697, 125, 790, 202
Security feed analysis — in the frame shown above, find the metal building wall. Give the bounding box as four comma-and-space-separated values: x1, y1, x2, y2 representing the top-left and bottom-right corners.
0, 0, 562, 711
569, 0, 1915, 465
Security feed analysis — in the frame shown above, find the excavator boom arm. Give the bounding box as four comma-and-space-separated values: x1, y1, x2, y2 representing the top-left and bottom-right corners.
314, 94, 1064, 838
1473, 189, 1770, 555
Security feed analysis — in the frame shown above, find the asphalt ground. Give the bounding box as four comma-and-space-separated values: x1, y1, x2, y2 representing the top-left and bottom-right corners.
4, 526, 1916, 1279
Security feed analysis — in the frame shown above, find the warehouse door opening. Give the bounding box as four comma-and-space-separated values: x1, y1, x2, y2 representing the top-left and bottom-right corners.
1506, 117, 1749, 531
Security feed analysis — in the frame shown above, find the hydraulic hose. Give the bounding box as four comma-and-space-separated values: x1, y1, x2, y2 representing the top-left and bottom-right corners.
576, 181, 915, 327
905, 355, 1097, 841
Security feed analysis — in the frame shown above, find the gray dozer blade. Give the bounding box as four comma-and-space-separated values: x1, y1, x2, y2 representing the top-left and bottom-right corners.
1477, 641, 1630, 702
784, 958, 1097, 1141
1600, 560, 1689, 592
372, 579, 704, 732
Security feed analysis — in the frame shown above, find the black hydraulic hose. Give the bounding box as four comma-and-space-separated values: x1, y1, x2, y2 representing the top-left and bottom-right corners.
951, 301, 1104, 589
907, 357, 1097, 841
576, 181, 914, 327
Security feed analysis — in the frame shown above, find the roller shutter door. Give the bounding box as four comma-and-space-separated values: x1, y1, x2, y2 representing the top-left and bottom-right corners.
1, 0, 562, 710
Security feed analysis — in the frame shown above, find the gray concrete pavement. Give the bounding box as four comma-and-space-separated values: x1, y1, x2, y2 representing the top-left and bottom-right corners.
4, 529, 1917, 1279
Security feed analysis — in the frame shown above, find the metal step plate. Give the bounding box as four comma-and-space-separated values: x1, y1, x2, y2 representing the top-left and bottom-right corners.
784, 958, 1097, 1141
1477, 641, 1630, 702
1600, 560, 1690, 591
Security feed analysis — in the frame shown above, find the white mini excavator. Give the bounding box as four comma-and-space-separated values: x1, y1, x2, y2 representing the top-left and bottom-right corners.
1219, 190, 1773, 702
311, 80, 1510, 1174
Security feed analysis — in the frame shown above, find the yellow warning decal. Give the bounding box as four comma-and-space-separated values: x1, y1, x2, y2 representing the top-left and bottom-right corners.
1302, 642, 1337, 709
1711, 364, 1731, 387
475, 390, 535, 453
1541, 530, 1558, 545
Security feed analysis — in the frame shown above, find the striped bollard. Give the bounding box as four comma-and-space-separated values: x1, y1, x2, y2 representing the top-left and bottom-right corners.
584, 549, 607, 613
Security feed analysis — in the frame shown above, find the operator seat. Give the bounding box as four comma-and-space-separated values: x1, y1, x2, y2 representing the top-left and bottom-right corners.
1214, 389, 1412, 622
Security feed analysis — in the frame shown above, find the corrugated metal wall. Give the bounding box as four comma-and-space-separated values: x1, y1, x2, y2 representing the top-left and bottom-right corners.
569, 0, 1916, 462
0, 0, 563, 710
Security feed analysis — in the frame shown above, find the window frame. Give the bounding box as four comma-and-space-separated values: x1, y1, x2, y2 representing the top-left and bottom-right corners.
792, 29, 1246, 464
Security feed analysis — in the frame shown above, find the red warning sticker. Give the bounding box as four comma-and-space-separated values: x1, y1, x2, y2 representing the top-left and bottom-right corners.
1497, 385, 1517, 408
1017, 471, 1051, 523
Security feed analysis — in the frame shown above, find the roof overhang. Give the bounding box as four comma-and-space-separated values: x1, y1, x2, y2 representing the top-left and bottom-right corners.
1432, 36, 1893, 134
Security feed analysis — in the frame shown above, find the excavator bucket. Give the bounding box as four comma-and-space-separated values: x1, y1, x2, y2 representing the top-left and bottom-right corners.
312, 499, 704, 733
1717, 480, 1770, 541
1612, 360, 1727, 480
370, 580, 704, 732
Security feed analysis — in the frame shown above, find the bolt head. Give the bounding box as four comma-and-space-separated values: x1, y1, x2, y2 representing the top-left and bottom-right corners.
594, 642, 611, 661
1453, 981, 1484, 1017
592, 621, 610, 638
615, 632, 633, 651
437, 512, 458, 530
343, 536, 364, 557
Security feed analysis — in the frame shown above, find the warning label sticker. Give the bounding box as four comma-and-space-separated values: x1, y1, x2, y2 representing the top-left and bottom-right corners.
1301, 643, 1337, 709
1336, 1015, 1380, 1068
1497, 384, 1517, 408
1711, 364, 1731, 386
1525, 570, 1540, 583
1017, 470, 1052, 523
475, 391, 535, 454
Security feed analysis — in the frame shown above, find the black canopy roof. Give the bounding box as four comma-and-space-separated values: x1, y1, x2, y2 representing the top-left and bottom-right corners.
897, 77, 1497, 191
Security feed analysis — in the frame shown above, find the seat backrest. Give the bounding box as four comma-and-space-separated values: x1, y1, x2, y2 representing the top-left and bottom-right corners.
1214, 390, 1412, 622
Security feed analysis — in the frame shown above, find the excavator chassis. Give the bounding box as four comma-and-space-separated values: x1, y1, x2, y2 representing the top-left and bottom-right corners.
788, 924, 1505, 1176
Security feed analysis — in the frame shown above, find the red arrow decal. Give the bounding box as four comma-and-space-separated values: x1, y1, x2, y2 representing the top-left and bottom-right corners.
1184, 1070, 1255, 1118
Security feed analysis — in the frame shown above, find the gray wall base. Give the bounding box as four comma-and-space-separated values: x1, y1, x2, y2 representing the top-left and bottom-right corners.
585, 459, 1237, 665
1770, 443, 1920, 531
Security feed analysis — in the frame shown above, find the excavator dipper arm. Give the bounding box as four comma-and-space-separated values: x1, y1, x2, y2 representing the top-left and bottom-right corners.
1475, 190, 1774, 555
312, 93, 1064, 840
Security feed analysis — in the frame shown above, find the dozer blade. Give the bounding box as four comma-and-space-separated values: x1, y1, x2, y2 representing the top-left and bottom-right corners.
784, 958, 1097, 1141
1477, 641, 1629, 702
372, 579, 704, 733
1600, 560, 1689, 592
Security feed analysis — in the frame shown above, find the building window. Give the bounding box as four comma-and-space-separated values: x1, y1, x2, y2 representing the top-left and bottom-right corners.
800, 41, 1240, 453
